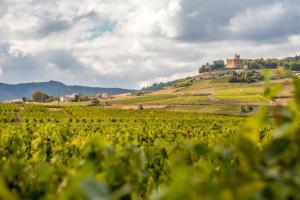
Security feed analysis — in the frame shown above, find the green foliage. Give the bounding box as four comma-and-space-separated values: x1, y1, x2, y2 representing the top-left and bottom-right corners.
142, 77, 194, 91
199, 60, 225, 73
141, 82, 176, 92
199, 56, 300, 73
0, 78, 299, 199
91, 98, 100, 106
229, 70, 264, 83
32, 91, 49, 102
172, 77, 193, 88
245, 56, 300, 71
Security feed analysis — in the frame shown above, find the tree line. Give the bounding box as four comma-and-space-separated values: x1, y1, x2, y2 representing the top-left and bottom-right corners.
199, 55, 300, 73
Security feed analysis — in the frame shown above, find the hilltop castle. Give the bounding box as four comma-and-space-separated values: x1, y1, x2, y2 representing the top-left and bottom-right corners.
226, 54, 244, 69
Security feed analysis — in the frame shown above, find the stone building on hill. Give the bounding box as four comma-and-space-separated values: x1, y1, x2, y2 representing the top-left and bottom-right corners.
226, 54, 244, 69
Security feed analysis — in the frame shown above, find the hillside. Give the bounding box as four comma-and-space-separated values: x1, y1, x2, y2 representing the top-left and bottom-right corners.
0, 81, 134, 101
108, 77, 294, 115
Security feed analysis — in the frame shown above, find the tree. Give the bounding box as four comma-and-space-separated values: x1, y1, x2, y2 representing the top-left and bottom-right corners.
21, 97, 26, 103
199, 63, 210, 74
211, 60, 225, 70
265, 58, 279, 69
199, 61, 225, 74
290, 62, 300, 71
91, 98, 100, 106
74, 94, 80, 102
32, 91, 48, 102
80, 96, 90, 102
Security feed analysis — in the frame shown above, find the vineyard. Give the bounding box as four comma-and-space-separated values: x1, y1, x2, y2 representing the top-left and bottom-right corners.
0, 78, 299, 199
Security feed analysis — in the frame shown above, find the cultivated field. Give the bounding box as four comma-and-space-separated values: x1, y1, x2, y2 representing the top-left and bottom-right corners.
106, 78, 294, 115
0, 78, 299, 199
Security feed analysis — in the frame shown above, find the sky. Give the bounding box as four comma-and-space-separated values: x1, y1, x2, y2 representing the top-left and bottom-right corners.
0, 0, 299, 89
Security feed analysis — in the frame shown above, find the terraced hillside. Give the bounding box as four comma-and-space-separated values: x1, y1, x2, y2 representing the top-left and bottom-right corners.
107, 78, 294, 115
41, 78, 294, 115
0, 78, 299, 199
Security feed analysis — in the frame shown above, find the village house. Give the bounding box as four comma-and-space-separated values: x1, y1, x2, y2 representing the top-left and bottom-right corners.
95, 93, 109, 99
226, 54, 244, 69
3, 97, 25, 104
60, 93, 79, 102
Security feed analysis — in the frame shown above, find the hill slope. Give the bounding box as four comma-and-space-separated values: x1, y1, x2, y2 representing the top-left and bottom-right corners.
108, 78, 293, 115
0, 81, 134, 101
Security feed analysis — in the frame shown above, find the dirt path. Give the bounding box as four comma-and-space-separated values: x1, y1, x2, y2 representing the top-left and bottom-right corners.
208, 92, 217, 101
118, 105, 170, 110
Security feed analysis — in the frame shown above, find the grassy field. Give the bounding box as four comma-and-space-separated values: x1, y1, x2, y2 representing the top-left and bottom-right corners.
106, 78, 293, 115
0, 78, 299, 199
168, 104, 245, 115
41, 101, 92, 107
0, 104, 256, 199
38, 78, 293, 115
108, 94, 177, 105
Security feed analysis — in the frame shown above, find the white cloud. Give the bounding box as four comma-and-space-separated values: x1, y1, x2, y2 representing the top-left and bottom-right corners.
0, 0, 299, 88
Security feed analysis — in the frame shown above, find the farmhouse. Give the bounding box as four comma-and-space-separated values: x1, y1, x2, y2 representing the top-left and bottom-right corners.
3, 97, 24, 104
95, 93, 109, 99
60, 93, 79, 102
226, 54, 244, 69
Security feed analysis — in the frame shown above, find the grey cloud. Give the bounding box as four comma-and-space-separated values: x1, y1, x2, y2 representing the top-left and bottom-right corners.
230, 4, 300, 42
0, 0, 8, 17
1, 53, 41, 73
0, 49, 98, 86
35, 10, 106, 39
45, 50, 84, 70
37, 19, 72, 37
74, 11, 101, 22
0, 42, 9, 53
176, 0, 300, 42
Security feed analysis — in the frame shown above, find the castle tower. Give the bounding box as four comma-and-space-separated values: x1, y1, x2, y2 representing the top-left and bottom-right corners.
226, 54, 243, 69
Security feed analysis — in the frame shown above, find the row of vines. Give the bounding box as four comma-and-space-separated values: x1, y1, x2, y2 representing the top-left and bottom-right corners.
0, 78, 299, 199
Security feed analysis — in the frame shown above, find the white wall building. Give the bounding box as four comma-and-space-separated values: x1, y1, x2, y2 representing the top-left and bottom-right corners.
96, 93, 109, 99
60, 93, 79, 102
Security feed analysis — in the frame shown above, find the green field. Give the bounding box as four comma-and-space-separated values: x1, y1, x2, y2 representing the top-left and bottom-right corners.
0, 104, 250, 199
42, 101, 92, 107
0, 78, 298, 199
109, 94, 178, 105
36, 78, 294, 116
104, 78, 293, 115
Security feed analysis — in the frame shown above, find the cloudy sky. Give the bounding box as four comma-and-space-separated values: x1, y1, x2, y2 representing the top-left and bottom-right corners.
0, 0, 299, 89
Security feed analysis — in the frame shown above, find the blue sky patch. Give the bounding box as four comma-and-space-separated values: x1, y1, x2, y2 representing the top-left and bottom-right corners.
87, 20, 117, 40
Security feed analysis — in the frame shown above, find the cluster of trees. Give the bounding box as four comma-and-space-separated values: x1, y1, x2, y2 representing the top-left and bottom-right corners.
141, 81, 178, 92
172, 77, 194, 88
229, 70, 264, 83
141, 77, 194, 92
199, 60, 225, 73
198, 55, 300, 73
281, 56, 300, 71
31, 91, 52, 102
245, 57, 300, 71
31, 91, 91, 103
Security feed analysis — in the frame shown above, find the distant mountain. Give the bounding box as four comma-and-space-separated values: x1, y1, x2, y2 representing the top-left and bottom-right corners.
0, 81, 135, 101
